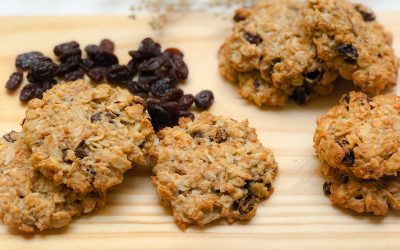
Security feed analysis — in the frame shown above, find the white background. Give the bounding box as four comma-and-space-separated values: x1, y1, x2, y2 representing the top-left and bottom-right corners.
0, 0, 399, 15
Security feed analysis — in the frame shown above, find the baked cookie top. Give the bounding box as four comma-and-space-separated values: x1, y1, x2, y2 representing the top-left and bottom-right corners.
218, 0, 338, 106
0, 132, 104, 233
23, 80, 155, 194
152, 112, 278, 229
302, 0, 399, 95
321, 162, 400, 215
314, 91, 400, 180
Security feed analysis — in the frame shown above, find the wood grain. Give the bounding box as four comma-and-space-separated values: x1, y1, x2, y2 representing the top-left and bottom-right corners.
0, 13, 399, 250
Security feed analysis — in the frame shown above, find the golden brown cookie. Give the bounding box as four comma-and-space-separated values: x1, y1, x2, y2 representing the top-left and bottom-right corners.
152, 112, 278, 229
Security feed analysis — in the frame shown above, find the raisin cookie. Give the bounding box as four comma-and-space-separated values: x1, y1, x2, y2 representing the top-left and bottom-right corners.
314, 92, 400, 180
152, 112, 278, 229
0, 132, 105, 233
218, 0, 338, 106
321, 162, 400, 215
302, 0, 399, 95
23, 80, 155, 194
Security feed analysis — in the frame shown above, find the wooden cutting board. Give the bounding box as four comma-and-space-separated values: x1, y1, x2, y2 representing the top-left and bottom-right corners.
0, 13, 400, 250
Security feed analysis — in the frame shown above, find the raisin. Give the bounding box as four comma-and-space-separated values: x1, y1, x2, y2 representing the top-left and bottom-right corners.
27, 57, 59, 82
100, 38, 115, 53
291, 83, 314, 105
210, 128, 228, 143
355, 195, 363, 200
5, 72, 23, 90
178, 94, 195, 110
75, 141, 89, 159
354, 4, 376, 22
338, 44, 359, 63
233, 13, 246, 22
53, 41, 81, 62
127, 59, 139, 75
160, 101, 181, 119
243, 31, 263, 45
2, 131, 16, 143
15, 51, 43, 71
85, 44, 119, 67
147, 103, 172, 130
87, 67, 106, 82
194, 90, 214, 109
265, 182, 272, 190
80, 59, 95, 71
323, 182, 331, 195
162, 48, 188, 82
58, 55, 81, 75
138, 56, 165, 73
127, 81, 150, 95
138, 74, 159, 85
305, 69, 325, 84
178, 110, 195, 120
150, 79, 172, 97
343, 150, 355, 165
19, 83, 36, 102
64, 68, 85, 81
234, 194, 256, 215
161, 88, 183, 102
90, 112, 102, 123
269, 58, 282, 74
129, 38, 162, 63
35, 79, 57, 99
106, 65, 133, 84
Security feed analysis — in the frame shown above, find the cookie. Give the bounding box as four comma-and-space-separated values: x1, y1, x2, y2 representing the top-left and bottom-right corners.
23, 80, 155, 194
302, 0, 399, 95
218, 0, 338, 106
314, 91, 400, 180
152, 112, 278, 229
0, 132, 105, 233
321, 162, 400, 215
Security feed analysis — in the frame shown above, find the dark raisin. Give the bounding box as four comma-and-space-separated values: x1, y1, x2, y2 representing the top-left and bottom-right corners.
100, 39, 115, 53
106, 65, 133, 84
343, 150, 355, 165
178, 94, 195, 110
35, 78, 57, 99
147, 103, 172, 131
305, 69, 325, 84
53, 41, 81, 62
161, 88, 184, 102
234, 194, 256, 215
15, 51, 43, 70
127, 81, 150, 95
138, 74, 159, 85
243, 31, 263, 45
27, 57, 59, 82
265, 182, 272, 190
64, 68, 85, 81
194, 90, 214, 109
80, 59, 95, 71
178, 110, 195, 120
2, 131, 16, 143
19, 83, 36, 102
87, 67, 106, 82
75, 141, 89, 159
85, 44, 119, 67
269, 58, 282, 74
58, 55, 81, 75
354, 4, 376, 22
90, 112, 102, 123
5, 72, 23, 90
355, 195, 363, 200
162, 48, 188, 82
233, 13, 246, 22
129, 38, 162, 64
338, 44, 359, 63
127, 59, 139, 75
150, 79, 172, 97
138, 56, 165, 73
160, 101, 180, 119
323, 182, 331, 195
210, 128, 228, 143
290, 83, 314, 105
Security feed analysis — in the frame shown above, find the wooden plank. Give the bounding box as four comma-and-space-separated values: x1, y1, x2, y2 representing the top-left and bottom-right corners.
0, 13, 399, 250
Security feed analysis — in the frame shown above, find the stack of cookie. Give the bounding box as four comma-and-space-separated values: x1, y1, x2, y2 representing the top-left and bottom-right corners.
218, 0, 398, 106
314, 92, 400, 215
0, 80, 155, 232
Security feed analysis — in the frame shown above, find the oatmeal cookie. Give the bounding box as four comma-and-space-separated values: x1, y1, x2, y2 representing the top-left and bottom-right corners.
302, 0, 399, 95
218, 0, 338, 106
321, 162, 400, 215
0, 132, 104, 233
152, 112, 278, 229
314, 92, 400, 180
23, 80, 155, 194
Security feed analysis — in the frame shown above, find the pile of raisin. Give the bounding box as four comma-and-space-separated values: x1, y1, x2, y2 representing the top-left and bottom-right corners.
5, 38, 214, 130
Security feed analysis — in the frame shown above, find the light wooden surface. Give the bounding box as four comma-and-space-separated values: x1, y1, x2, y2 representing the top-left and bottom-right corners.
0, 13, 399, 250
